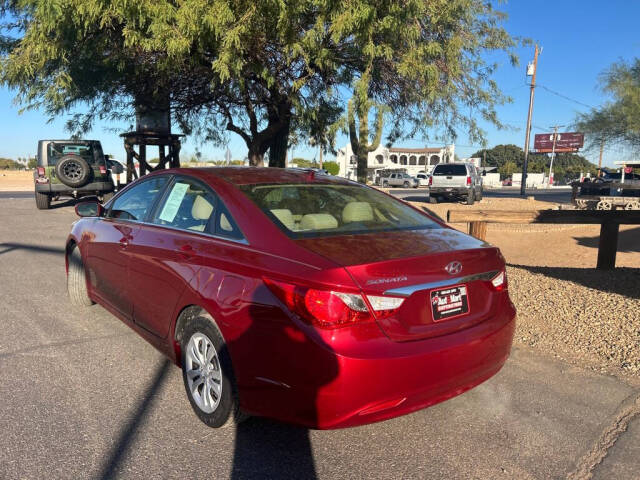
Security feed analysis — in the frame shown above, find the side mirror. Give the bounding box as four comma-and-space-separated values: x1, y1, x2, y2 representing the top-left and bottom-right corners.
75, 201, 104, 218
482, 170, 486, 176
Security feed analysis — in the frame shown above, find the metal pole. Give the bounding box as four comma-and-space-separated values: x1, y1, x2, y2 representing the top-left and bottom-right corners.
521, 44, 540, 196
597, 140, 604, 177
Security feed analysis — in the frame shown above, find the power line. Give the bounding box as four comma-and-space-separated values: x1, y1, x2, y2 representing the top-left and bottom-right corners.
537, 84, 596, 110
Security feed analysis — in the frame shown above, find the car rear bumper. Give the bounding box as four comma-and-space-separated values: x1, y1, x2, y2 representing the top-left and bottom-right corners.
247, 298, 516, 429
35, 180, 114, 194
429, 186, 471, 196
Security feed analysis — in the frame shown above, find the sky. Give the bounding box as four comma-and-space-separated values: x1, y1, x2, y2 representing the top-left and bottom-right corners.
1, 0, 639, 167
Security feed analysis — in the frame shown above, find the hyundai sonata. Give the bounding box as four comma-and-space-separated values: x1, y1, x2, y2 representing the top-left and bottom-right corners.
66, 167, 515, 429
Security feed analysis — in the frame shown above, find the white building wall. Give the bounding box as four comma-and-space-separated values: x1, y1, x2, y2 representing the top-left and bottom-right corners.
334, 143, 455, 180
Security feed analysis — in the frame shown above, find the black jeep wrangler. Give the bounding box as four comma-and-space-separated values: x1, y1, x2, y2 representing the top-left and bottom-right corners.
34, 140, 116, 209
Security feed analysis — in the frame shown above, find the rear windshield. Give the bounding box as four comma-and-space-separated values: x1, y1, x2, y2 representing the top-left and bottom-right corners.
432, 164, 467, 176
46, 142, 104, 166
241, 183, 441, 238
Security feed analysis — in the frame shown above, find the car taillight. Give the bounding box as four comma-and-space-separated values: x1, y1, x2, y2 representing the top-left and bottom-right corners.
99, 165, 107, 174
428, 176, 433, 186
37, 167, 45, 177
264, 278, 405, 329
490, 270, 507, 291
466, 176, 471, 186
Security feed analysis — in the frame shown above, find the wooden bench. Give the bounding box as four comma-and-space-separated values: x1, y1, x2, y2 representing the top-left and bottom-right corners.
446, 209, 640, 270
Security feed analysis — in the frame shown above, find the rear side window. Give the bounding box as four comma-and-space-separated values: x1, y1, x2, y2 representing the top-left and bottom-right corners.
241, 183, 441, 238
107, 176, 169, 221
46, 142, 104, 166
432, 164, 467, 176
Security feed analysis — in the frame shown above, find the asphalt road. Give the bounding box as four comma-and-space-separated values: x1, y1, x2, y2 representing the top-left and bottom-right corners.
1, 197, 639, 480
388, 187, 573, 205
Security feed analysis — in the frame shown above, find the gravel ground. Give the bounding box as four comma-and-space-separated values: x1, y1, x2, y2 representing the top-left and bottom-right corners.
507, 266, 640, 377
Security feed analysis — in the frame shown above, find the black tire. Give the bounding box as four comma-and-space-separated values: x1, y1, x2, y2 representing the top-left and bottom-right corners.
56, 155, 92, 188
466, 189, 475, 205
67, 247, 93, 306
382, 181, 389, 188
35, 191, 50, 210
429, 195, 438, 204
477, 188, 483, 201
403, 181, 410, 188
180, 312, 247, 428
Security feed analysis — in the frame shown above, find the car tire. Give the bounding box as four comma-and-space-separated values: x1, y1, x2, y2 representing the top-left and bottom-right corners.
35, 191, 50, 210
180, 312, 247, 428
403, 181, 410, 188
56, 155, 92, 188
429, 195, 438, 204
466, 189, 475, 205
477, 188, 483, 201
382, 181, 389, 188
67, 246, 94, 306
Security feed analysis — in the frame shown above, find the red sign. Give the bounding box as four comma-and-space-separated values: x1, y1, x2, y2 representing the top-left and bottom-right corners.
534, 132, 584, 152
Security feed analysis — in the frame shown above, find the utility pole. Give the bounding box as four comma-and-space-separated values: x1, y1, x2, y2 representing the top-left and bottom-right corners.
548, 125, 564, 187
521, 44, 540, 196
597, 140, 604, 177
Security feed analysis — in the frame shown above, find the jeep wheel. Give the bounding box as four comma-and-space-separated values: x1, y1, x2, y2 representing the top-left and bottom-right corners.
35, 191, 50, 210
56, 155, 92, 188
67, 246, 94, 306
403, 181, 410, 188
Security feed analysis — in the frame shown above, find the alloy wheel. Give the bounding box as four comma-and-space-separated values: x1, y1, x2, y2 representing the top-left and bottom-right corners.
185, 332, 222, 413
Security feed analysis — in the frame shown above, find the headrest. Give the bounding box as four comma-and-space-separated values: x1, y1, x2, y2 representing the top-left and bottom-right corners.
191, 195, 214, 220
342, 202, 374, 223
300, 213, 338, 231
270, 209, 295, 230
219, 213, 232, 232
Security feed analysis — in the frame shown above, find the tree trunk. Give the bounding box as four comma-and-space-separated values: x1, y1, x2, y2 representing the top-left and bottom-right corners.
248, 148, 264, 167
268, 117, 290, 168
356, 150, 368, 184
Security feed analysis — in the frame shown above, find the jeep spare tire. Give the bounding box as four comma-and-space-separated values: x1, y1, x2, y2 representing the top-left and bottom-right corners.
56, 155, 91, 187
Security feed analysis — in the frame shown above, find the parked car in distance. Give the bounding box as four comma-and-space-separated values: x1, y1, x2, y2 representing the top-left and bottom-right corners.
381, 172, 419, 188
501, 177, 513, 187
429, 162, 483, 205
415, 173, 430, 187
34, 139, 115, 209
67, 167, 515, 429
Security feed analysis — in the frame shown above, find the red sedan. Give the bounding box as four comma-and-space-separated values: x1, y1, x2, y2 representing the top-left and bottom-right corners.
67, 167, 515, 429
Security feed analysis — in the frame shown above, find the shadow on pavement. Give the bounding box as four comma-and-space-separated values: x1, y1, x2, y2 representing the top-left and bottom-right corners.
231, 418, 316, 479
508, 263, 640, 299
574, 226, 640, 254
0, 242, 65, 256
98, 359, 171, 480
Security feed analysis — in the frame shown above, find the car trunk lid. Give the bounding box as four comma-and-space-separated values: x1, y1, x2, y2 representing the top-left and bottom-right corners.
296, 228, 505, 341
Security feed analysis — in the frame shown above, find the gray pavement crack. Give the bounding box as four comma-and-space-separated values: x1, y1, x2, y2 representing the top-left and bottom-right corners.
567, 389, 640, 480
0, 332, 134, 359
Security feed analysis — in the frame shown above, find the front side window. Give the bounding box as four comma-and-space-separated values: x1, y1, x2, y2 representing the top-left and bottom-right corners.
151, 178, 218, 232
241, 183, 441, 238
107, 176, 169, 221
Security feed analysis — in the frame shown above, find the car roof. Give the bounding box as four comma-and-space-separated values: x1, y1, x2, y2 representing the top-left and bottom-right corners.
169, 167, 355, 186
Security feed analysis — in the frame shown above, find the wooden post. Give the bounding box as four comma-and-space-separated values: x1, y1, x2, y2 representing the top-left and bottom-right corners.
139, 144, 146, 176
468, 221, 487, 241
126, 145, 134, 184
596, 222, 619, 270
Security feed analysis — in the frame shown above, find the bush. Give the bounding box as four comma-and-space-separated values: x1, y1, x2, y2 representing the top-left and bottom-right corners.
0, 158, 22, 169
323, 161, 340, 175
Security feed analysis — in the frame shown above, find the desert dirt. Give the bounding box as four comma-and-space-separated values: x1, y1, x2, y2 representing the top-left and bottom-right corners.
0, 170, 33, 191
